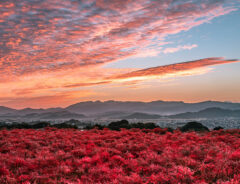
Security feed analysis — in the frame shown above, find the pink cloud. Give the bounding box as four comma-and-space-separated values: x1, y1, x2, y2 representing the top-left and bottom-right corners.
0, 0, 238, 78
111, 57, 240, 80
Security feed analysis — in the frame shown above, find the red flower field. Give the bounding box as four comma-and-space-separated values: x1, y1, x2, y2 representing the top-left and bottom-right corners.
0, 128, 240, 184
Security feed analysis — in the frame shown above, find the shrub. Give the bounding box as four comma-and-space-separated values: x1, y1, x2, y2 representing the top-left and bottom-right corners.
0, 128, 239, 183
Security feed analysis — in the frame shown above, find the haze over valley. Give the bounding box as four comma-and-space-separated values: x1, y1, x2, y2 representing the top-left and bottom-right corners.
1, 100, 240, 129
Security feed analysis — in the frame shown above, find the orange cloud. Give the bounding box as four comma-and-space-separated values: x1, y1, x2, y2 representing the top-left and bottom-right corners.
0, 57, 239, 108
0, 90, 95, 109
111, 58, 240, 81
63, 81, 111, 88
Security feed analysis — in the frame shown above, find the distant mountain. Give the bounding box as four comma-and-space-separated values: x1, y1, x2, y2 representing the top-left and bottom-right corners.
1, 100, 240, 120
121, 112, 162, 119
169, 107, 240, 119
66, 100, 146, 115
16, 107, 63, 115
0, 106, 16, 115
0, 108, 85, 120
23, 111, 86, 119
66, 100, 240, 115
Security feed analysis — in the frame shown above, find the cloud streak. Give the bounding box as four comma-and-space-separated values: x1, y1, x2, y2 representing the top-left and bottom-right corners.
111, 57, 240, 81
163, 44, 198, 54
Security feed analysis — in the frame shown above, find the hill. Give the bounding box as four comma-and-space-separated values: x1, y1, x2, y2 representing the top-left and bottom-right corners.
1, 100, 240, 120
169, 107, 240, 119
0, 106, 16, 115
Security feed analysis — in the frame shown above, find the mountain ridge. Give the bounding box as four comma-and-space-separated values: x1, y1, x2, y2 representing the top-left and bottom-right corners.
65, 100, 240, 115
0, 100, 240, 119
169, 107, 240, 119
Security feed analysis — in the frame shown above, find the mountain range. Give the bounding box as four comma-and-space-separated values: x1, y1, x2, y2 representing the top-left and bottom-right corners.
0, 100, 240, 120
65, 100, 240, 115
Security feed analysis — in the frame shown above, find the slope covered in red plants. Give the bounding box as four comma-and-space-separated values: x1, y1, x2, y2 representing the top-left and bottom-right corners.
0, 128, 240, 183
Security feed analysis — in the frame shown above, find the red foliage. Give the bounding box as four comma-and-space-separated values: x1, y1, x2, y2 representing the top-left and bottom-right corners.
0, 128, 240, 183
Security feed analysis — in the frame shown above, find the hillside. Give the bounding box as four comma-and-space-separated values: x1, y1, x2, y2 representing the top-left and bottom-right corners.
0, 101, 240, 120
169, 107, 240, 119
66, 100, 240, 115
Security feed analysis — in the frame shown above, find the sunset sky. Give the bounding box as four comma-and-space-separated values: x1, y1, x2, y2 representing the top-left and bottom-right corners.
0, 0, 240, 109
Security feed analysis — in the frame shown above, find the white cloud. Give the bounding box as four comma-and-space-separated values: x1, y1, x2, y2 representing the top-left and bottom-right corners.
163, 44, 198, 54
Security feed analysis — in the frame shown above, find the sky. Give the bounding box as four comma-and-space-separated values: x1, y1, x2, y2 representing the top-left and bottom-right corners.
0, 0, 240, 109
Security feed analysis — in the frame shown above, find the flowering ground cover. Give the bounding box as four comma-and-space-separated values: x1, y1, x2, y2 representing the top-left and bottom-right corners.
0, 128, 240, 184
